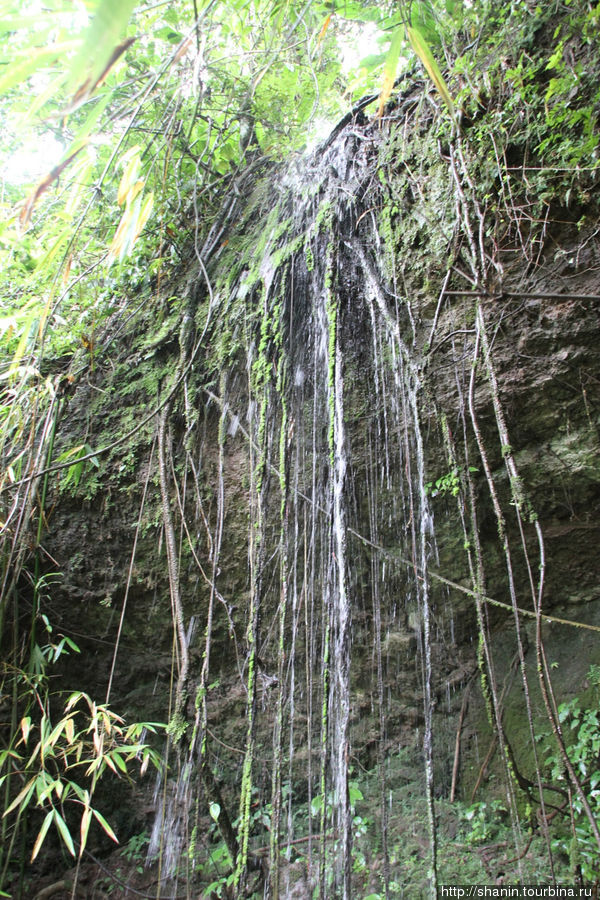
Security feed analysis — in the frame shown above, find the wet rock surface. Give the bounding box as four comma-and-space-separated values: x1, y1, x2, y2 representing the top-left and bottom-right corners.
31, 84, 600, 899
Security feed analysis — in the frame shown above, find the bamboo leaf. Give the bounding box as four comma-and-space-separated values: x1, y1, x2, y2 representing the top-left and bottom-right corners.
109, 189, 153, 264
108, 750, 128, 774
0, 42, 79, 96
92, 730, 102, 756
3, 776, 36, 817
92, 808, 118, 843
37, 777, 62, 805
20, 716, 31, 745
47, 717, 67, 748
117, 153, 141, 206
406, 24, 455, 115
84, 755, 103, 776
64, 717, 75, 744
34, 771, 53, 803
67, 782, 87, 803
0, 748, 22, 766
53, 810, 76, 856
102, 754, 118, 774
26, 740, 42, 768
9, 314, 37, 373
377, 27, 405, 117
64, 37, 135, 114
109, 204, 134, 261
80, 804, 92, 856
317, 14, 332, 48
63, 636, 82, 653
65, 691, 83, 712
66, 0, 137, 102
134, 191, 154, 240
31, 810, 55, 862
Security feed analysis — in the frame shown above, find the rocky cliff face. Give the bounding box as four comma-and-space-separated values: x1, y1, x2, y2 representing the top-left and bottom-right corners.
18, 6, 600, 897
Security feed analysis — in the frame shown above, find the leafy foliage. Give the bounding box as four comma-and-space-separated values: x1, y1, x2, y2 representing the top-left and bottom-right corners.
542, 668, 600, 883
0, 615, 163, 886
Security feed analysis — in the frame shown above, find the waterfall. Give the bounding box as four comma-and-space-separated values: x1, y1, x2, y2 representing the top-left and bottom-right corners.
148, 102, 442, 899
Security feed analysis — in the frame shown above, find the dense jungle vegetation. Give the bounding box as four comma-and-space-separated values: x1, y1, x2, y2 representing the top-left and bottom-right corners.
1, 0, 600, 897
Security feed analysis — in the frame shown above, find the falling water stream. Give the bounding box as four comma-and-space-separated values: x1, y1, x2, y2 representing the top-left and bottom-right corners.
148, 102, 444, 899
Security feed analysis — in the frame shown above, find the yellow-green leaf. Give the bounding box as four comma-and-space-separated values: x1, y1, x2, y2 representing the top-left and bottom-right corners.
117, 153, 141, 206
64, 717, 75, 744
406, 24, 455, 115
79, 804, 92, 857
108, 188, 153, 264
92, 808, 118, 843
9, 314, 37, 374
0, 42, 79, 96
3, 776, 36, 818
108, 750, 128, 774
65, 691, 83, 712
54, 810, 75, 856
135, 191, 154, 238
31, 811, 55, 862
37, 777, 62, 805
103, 754, 118, 774
378, 27, 405, 118
47, 717, 68, 748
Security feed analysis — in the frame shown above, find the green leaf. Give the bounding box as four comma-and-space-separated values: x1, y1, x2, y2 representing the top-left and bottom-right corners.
37, 777, 63, 805
107, 750, 129, 774
377, 26, 405, 116
154, 26, 184, 44
65, 691, 84, 712
406, 24, 455, 115
209, 801, 221, 822
92, 807, 118, 843
47, 718, 68, 748
83, 444, 100, 469
56, 443, 99, 487
358, 53, 385, 72
348, 782, 364, 806
54, 810, 76, 856
332, 3, 381, 23
0, 42, 79, 96
310, 793, 323, 817
31, 810, 55, 862
67, 782, 88, 803
80, 804, 92, 856
3, 776, 36, 817
409, 0, 439, 45
66, 0, 137, 98
0, 750, 21, 769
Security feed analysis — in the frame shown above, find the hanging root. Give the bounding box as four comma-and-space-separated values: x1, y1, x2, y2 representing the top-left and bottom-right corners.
157, 312, 196, 720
